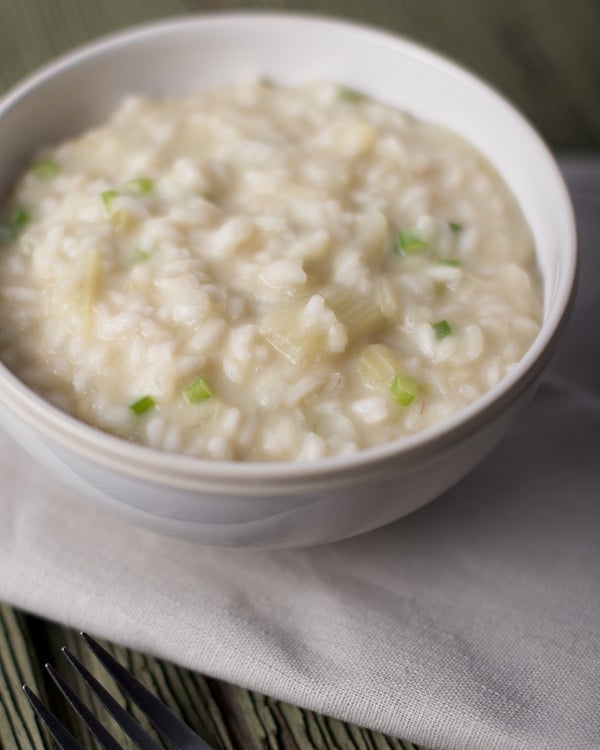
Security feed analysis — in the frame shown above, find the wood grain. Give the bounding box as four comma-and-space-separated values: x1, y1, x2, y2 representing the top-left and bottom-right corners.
0, 605, 426, 749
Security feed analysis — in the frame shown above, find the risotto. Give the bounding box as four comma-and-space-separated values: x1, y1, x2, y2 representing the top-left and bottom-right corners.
0, 81, 542, 461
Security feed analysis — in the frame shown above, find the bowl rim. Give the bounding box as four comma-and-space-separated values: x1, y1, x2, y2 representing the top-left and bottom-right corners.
0, 12, 578, 492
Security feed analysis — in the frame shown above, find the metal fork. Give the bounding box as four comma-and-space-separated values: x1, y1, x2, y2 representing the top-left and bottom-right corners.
22, 632, 214, 750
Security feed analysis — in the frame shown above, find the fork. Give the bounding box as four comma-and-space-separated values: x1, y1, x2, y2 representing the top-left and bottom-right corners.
22, 632, 214, 750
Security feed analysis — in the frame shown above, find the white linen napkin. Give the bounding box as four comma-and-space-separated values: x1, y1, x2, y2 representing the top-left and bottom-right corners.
1, 158, 599, 750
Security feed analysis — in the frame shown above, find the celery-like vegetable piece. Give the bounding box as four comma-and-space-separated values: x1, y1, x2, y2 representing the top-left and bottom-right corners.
32, 158, 58, 179
83, 248, 100, 329
438, 258, 462, 267
184, 376, 213, 404
395, 231, 425, 255
260, 298, 328, 365
373, 278, 398, 318
356, 211, 389, 260
51, 248, 100, 334
359, 346, 421, 405
261, 285, 388, 364
197, 398, 236, 429
129, 396, 155, 415
432, 319, 453, 339
356, 344, 403, 391
101, 190, 119, 210
449, 221, 463, 232
126, 177, 154, 195
336, 121, 375, 156
320, 285, 386, 341
390, 373, 419, 406
260, 286, 389, 364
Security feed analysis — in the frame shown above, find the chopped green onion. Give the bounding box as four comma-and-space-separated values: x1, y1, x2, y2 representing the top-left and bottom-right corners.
438, 258, 462, 267
32, 158, 58, 179
126, 177, 154, 195
183, 376, 213, 404
395, 231, 426, 255
131, 247, 150, 263
390, 373, 420, 407
338, 87, 362, 103
432, 319, 453, 339
101, 190, 119, 211
8, 207, 30, 230
449, 221, 463, 232
0, 207, 30, 244
129, 395, 155, 415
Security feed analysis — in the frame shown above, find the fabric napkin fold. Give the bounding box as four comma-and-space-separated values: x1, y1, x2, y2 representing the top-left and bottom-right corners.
1, 159, 599, 750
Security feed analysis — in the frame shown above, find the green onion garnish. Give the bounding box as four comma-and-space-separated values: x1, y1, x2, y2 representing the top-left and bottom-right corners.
395, 231, 426, 255
8, 207, 30, 230
390, 373, 420, 407
101, 190, 119, 211
131, 247, 150, 263
339, 87, 362, 103
32, 158, 58, 179
126, 177, 154, 195
449, 221, 463, 232
183, 376, 213, 404
129, 395, 155, 415
0, 207, 30, 244
432, 319, 453, 339
438, 258, 462, 267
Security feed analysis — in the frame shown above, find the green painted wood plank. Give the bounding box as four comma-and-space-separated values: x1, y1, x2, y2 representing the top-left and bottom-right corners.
0, 608, 51, 749
0, 605, 431, 749
0, 0, 599, 147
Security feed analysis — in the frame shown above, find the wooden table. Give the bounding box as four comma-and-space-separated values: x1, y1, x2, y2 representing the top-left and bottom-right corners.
1, 2, 598, 748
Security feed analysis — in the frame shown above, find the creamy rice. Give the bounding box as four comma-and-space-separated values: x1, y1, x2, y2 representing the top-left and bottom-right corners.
0, 81, 542, 461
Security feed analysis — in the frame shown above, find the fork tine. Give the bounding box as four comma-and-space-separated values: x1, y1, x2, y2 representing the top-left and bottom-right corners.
45, 663, 124, 750
22, 684, 85, 750
81, 632, 213, 750
62, 647, 163, 750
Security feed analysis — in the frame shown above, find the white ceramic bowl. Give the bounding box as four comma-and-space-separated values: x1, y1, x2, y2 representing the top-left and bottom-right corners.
0, 14, 576, 548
